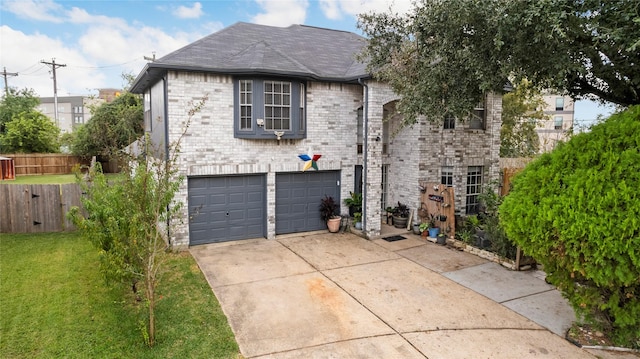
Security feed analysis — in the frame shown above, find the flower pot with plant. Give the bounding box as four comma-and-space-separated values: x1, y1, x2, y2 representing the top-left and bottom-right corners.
344, 192, 362, 217
353, 212, 362, 230
427, 214, 439, 237
319, 195, 341, 233
419, 222, 430, 237
392, 202, 409, 228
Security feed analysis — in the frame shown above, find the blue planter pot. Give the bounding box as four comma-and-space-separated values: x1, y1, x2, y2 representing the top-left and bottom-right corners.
428, 227, 440, 238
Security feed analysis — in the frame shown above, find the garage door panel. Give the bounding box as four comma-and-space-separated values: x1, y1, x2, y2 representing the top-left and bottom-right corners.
292, 203, 307, 212
208, 193, 225, 205
247, 191, 263, 202
247, 208, 262, 219
275, 171, 340, 235
188, 175, 266, 245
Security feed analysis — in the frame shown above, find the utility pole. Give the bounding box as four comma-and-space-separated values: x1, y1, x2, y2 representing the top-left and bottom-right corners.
1, 67, 18, 96
40, 58, 66, 127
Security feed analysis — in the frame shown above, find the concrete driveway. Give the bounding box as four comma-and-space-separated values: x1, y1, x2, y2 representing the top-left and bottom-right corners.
190, 231, 595, 358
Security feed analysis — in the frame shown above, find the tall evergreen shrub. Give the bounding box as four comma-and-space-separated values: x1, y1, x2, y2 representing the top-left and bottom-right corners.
500, 106, 640, 347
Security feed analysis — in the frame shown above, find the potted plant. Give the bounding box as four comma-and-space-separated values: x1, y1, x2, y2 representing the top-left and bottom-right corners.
427, 214, 440, 238
413, 222, 421, 235
419, 222, 430, 237
437, 233, 447, 245
319, 195, 341, 233
391, 202, 409, 228
344, 192, 362, 217
353, 212, 362, 230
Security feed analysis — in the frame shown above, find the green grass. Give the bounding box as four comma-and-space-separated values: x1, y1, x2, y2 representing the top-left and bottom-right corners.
7, 174, 77, 184
0, 232, 241, 358
4, 173, 124, 185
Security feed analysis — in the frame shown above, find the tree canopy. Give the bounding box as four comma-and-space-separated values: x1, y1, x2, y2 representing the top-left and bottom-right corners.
0, 88, 40, 134
0, 111, 60, 153
358, 0, 639, 125
71, 92, 143, 157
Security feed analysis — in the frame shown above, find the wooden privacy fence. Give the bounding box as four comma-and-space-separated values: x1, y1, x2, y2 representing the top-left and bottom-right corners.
0, 184, 83, 233
0, 154, 90, 176
499, 157, 535, 196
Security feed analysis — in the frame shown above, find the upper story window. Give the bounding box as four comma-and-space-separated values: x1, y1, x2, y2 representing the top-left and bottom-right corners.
239, 80, 253, 130
234, 78, 306, 140
554, 116, 563, 130
469, 96, 486, 130
555, 97, 564, 111
443, 114, 455, 129
264, 81, 291, 131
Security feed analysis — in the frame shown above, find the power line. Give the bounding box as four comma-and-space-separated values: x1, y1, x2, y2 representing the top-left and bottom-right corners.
67, 57, 141, 69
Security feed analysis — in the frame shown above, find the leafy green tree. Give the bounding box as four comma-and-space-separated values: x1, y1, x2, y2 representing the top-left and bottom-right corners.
0, 111, 60, 153
501, 80, 547, 157
0, 87, 40, 134
357, 0, 639, 126
500, 106, 640, 347
69, 96, 207, 347
71, 92, 143, 157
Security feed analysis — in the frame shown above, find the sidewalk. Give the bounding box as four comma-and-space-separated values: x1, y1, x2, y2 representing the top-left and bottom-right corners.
190, 228, 634, 358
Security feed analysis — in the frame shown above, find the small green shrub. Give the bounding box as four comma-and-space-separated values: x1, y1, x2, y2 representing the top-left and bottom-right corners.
456, 228, 474, 244
500, 105, 640, 347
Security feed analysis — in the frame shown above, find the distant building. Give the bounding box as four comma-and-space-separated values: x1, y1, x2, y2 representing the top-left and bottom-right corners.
97, 88, 122, 103
38, 89, 122, 133
537, 94, 574, 152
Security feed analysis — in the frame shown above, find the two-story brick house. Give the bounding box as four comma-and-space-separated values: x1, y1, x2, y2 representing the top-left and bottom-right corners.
130, 22, 501, 248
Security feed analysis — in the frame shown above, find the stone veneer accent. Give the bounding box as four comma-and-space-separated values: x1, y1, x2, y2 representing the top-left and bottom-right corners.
161, 71, 501, 248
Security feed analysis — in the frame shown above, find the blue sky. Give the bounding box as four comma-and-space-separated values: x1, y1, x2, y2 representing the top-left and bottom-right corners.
0, 0, 615, 124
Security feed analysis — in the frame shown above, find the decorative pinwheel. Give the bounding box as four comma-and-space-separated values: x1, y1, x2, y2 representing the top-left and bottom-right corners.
298, 154, 322, 171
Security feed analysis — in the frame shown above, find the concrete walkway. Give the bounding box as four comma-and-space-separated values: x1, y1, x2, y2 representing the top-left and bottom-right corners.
190, 230, 607, 358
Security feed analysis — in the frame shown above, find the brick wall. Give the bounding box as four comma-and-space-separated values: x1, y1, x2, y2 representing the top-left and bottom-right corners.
162, 72, 501, 247
165, 72, 363, 247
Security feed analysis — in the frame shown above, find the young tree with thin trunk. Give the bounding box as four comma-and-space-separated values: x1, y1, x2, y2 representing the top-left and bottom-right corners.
69, 95, 208, 346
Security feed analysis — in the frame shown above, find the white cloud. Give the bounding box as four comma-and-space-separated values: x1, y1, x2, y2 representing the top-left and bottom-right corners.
319, 0, 413, 19
2, 0, 64, 23
251, 0, 308, 27
174, 2, 204, 19
200, 21, 225, 34
1, 1, 208, 97
65, 7, 128, 27
319, 0, 341, 20
0, 26, 105, 97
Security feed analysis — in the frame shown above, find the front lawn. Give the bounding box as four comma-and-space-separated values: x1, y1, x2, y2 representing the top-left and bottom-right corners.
6, 174, 77, 184
0, 232, 241, 358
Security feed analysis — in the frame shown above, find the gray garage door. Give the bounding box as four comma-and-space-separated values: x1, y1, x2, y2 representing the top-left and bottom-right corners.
275, 171, 340, 234
188, 175, 266, 245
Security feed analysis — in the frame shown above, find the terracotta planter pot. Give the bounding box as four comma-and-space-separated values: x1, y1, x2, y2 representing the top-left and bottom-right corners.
327, 217, 341, 233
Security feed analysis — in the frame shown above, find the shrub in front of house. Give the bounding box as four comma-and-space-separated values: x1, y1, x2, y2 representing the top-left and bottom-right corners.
500, 105, 640, 348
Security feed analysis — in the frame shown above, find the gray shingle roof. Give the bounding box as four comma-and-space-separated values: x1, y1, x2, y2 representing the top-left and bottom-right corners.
131, 22, 369, 93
